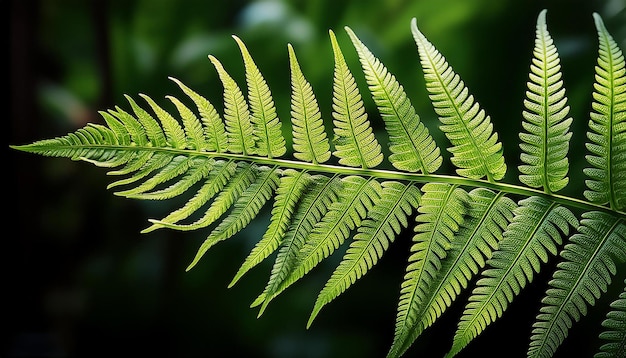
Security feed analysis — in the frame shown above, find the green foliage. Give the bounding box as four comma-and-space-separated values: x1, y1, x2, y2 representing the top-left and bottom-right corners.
11, 9, 626, 358
595, 279, 626, 358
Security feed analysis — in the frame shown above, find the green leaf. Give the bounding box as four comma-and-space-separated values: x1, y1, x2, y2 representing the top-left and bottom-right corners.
140, 93, 187, 149
288, 43, 331, 164
412, 18, 506, 182
391, 183, 469, 356
166, 95, 210, 151
169, 77, 228, 153
186, 166, 280, 271
148, 161, 254, 232
584, 13, 626, 211
142, 160, 237, 233
329, 29, 383, 169
308, 181, 421, 327
124, 157, 214, 201
125, 94, 168, 147
388, 189, 516, 358
595, 279, 626, 358
230, 169, 312, 287
209, 55, 256, 155
528, 212, 626, 358
519, 9, 573, 194
345, 26, 442, 174
258, 176, 382, 314
252, 175, 342, 313
447, 197, 578, 357
233, 35, 286, 158
113, 155, 199, 198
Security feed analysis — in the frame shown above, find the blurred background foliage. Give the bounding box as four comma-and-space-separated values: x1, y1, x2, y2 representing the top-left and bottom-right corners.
7, 0, 626, 357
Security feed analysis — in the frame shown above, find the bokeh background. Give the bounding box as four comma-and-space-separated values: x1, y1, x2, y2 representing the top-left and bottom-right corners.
7, 0, 626, 357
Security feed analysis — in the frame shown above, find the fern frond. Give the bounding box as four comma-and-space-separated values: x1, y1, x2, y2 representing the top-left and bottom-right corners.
412, 19, 506, 182
252, 175, 343, 313
230, 169, 312, 287
258, 176, 382, 314
329, 30, 383, 169
519, 9, 572, 194
308, 181, 421, 327
528, 211, 626, 358
584, 14, 626, 211
186, 166, 280, 271
448, 196, 578, 357
391, 183, 469, 356
388, 189, 517, 358
169, 77, 228, 153
209, 55, 256, 155
345, 27, 442, 174
10, 12, 626, 358
595, 279, 626, 358
233, 35, 286, 158
288, 44, 331, 164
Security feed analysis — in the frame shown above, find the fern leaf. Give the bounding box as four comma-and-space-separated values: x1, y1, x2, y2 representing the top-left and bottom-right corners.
345, 27, 442, 174
230, 169, 312, 287
125, 157, 214, 200
308, 181, 421, 327
113, 155, 196, 198
125, 94, 168, 147
186, 166, 280, 271
166, 95, 209, 151
253, 175, 343, 313
169, 77, 228, 153
258, 176, 381, 314
288, 44, 331, 164
105, 151, 154, 177
447, 197, 578, 357
98, 111, 132, 147
391, 183, 469, 356
106, 153, 173, 189
528, 212, 626, 358
148, 161, 254, 232
519, 9, 573, 193
389, 189, 516, 358
584, 14, 626, 211
12, 121, 125, 165
233, 35, 286, 158
140, 93, 187, 149
209, 55, 256, 155
142, 160, 237, 233
329, 29, 383, 169
595, 279, 626, 358
412, 18, 506, 182
105, 106, 149, 146
74, 121, 134, 168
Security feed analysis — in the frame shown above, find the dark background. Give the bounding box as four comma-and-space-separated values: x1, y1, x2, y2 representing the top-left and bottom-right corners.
7, 0, 626, 357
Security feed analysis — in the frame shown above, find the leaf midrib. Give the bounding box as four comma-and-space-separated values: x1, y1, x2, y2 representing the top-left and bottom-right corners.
28, 142, 626, 220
